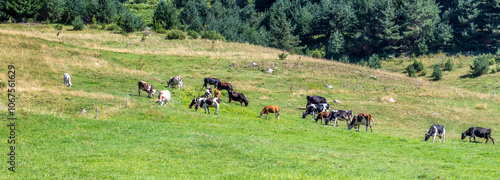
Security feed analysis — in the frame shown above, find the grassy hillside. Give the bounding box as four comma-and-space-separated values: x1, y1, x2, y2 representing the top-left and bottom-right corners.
0, 24, 499, 179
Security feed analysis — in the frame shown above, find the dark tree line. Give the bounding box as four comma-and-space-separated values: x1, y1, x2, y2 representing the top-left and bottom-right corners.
1, 0, 499, 63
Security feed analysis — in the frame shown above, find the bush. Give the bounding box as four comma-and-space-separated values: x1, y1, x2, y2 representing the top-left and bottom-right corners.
407, 65, 416, 77
278, 53, 288, 60
432, 65, 442, 80
201, 30, 226, 41
120, 12, 145, 33
308, 49, 324, 59
338, 55, 349, 63
71, 16, 84, 30
166, 29, 186, 40
106, 23, 120, 31
420, 69, 427, 76
187, 30, 198, 39
470, 55, 490, 76
444, 59, 454, 71
53, 24, 63, 30
367, 54, 381, 69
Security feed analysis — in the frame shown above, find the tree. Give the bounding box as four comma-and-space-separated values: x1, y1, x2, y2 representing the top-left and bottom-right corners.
63, 0, 86, 23
268, 0, 302, 53
153, 0, 179, 30
180, 0, 202, 32
119, 11, 144, 33
432, 64, 442, 80
72, 16, 84, 30
470, 55, 490, 76
374, 0, 402, 56
367, 54, 381, 69
325, 31, 345, 60
444, 59, 454, 71
4, 0, 46, 21
42, 0, 64, 22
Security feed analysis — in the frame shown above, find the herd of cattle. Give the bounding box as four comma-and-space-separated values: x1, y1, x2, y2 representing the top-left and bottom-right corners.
64, 73, 494, 144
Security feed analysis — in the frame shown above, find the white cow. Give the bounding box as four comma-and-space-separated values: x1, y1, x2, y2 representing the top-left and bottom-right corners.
64, 73, 72, 87
157, 90, 171, 106
167, 76, 183, 89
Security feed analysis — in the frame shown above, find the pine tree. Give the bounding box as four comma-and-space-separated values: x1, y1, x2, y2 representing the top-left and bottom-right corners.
470, 55, 490, 76
268, 0, 302, 53
325, 30, 345, 60
4, 0, 46, 21
445, 0, 481, 51
153, 0, 179, 30
120, 11, 144, 33
180, 1, 202, 32
96, 0, 119, 24
444, 59, 454, 71
63, 0, 86, 23
374, 0, 402, 56
432, 64, 442, 80
42, 0, 64, 22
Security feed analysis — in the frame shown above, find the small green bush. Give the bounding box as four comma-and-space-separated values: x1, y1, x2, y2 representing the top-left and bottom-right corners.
53, 24, 63, 30
419, 69, 427, 76
367, 54, 381, 69
106, 23, 120, 31
72, 16, 84, 30
470, 55, 490, 76
444, 59, 454, 71
201, 30, 226, 41
407, 65, 416, 77
308, 49, 324, 58
278, 53, 288, 60
166, 29, 186, 40
187, 30, 199, 39
432, 64, 442, 80
338, 55, 349, 63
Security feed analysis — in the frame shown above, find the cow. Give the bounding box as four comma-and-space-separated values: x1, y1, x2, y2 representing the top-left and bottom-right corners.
214, 89, 222, 98
167, 76, 183, 89
348, 113, 373, 132
306, 95, 327, 108
203, 77, 220, 88
138, 81, 157, 98
157, 90, 171, 106
195, 97, 221, 115
64, 73, 72, 87
325, 110, 353, 127
424, 124, 445, 143
302, 103, 330, 121
203, 86, 213, 98
228, 90, 249, 106
314, 111, 330, 124
461, 127, 495, 144
189, 97, 206, 109
260, 105, 280, 120
217, 82, 233, 92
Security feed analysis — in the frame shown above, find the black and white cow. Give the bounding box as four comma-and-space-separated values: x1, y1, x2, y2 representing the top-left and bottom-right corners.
189, 98, 206, 109
325, 110, 353, 127
306, 95, 327, 108
195, 97, 221, 115
302, 103, 330, 121
424, 124, 445, 143
203, 86, 213, 98
461, 127, 495, 144
203, 77, 220, 88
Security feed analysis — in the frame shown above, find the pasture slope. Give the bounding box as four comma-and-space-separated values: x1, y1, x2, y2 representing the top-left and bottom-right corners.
0, 24, 499, 179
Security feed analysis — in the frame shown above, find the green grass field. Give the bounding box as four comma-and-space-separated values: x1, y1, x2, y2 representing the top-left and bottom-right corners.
0, 24, 499, 179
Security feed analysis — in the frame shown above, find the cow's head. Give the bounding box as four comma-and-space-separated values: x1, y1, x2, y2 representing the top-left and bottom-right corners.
424, 134, 431, 141
150, 89, 157, 96
302, 112, 308, 119
461, 132, 466, 140
195, 102, 202, 111
189, 98, 199, 109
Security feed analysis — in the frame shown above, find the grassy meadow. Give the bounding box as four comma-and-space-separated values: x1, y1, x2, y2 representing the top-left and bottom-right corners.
0, 24, 499, 179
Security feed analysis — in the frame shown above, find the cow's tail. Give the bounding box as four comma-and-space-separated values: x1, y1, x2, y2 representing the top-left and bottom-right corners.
221, 101, 230, 107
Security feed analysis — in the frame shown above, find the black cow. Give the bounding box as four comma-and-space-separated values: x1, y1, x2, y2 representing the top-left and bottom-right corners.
306, 95, 327, 108
302, 103, 330, 121
424, 124, 446, 143
461, 127, 495, 144
203, 78, 220, 88
228, 90, 249, 106
325, 110, 353, 127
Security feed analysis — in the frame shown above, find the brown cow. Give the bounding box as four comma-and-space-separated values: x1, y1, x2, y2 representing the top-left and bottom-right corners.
214, 89, 222, 98
259, 105, 280, 120
348, 113, 373, 132
217, 82, 233, 92
315, 111, 330, 124
138, 81, 157, 98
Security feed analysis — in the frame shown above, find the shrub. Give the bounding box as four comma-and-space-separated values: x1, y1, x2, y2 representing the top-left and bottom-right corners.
187, 30, 198, 39
308, 49, 324, 59
432, 65, 442, 80
444, 59, 454, 71
338, 55, 349, 63
278, 53, 288, 60
407, 65, 416, 77
470, 55, 490, 76
420, 69, 427, 76
166, 29, 186, 40
71, 16, 84, 30
120, 12, 145, 33
53, 24, 63, 30
106, 23, 120, 31
367, 54, 381, 69
201, 30, 226, 41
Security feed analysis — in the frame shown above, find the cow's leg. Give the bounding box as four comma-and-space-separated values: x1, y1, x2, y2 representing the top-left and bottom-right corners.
370, 123, 372, 132
485, 137, 489, 144
267, 113, 269, 119
216, 104, 219, 115
312, 112, 315, 121
357, 124, 360, 132
138, 89, 141, 97
433, 133, 437, 143
443, 129, 445, 143
489, 136, 495, 144
276, 112, 279, 120
334, 117, 338, 127
473, 136, 476, 142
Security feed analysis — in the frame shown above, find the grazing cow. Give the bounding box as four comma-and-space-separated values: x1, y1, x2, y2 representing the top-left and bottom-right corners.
348, 113, 373, 132
306, 95, 327, 108
189, 98, 206, 109
228, 90, 249, 106
260, 105, 280, 120
302, 103, 330, 121
64, 73, 72, 87
217, 82, 233, 92
138, 81, 157, 98
203, 87, 213, 98
157, 90, 172, 106
315, 111, 330, 124
425, 124, 446, 143
325, 110, 353, 127
167, 76, 183, 89
461, 127, 495, 144
214, 89, 222, 98
195, 97, 221, 115
203, 77, 220, 88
